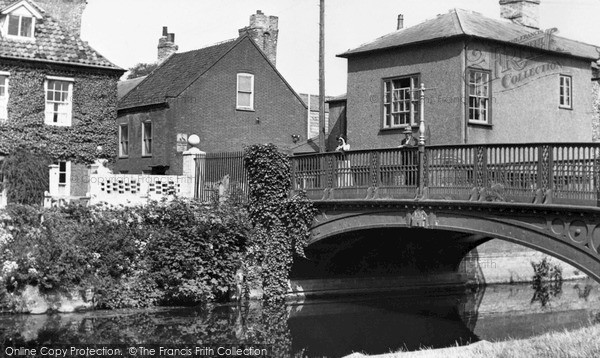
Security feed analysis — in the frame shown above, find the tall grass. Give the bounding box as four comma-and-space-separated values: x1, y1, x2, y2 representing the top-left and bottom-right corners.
347, 323, 600, 358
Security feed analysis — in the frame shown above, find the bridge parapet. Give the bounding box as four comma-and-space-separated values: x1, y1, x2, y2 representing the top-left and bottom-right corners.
291, 143, 600, 207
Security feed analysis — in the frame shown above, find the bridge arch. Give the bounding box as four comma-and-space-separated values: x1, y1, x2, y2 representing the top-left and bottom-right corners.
309, 200, 600, 283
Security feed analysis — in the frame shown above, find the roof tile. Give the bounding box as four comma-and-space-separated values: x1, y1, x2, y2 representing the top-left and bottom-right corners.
0, 0, 122, 70
340, 9, 599, 60
119, 38, 238, 110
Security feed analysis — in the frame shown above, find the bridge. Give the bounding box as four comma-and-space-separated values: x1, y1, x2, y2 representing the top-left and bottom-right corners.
290, 143, 600, 284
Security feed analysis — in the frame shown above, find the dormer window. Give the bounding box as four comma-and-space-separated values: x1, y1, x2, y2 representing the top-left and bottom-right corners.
8, 14, 33, 37
1, 0, 43, 40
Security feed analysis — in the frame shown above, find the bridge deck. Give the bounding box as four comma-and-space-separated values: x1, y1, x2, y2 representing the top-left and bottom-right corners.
291, 143, 600, 207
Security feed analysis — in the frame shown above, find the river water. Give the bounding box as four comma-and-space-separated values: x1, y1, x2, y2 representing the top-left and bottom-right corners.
1, 280, 599, 358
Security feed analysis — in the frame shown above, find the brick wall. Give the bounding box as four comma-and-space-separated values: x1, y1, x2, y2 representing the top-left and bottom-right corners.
115, 107, 170, 174
116, 37, 307, 175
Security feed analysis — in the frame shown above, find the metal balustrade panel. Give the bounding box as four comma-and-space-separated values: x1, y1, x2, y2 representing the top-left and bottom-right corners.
426, 146, 474, 200
552, 145, 597, 205
288, 142, 600, 206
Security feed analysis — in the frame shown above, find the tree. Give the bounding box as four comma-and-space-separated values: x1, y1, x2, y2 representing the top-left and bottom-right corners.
127, 63, 158, 80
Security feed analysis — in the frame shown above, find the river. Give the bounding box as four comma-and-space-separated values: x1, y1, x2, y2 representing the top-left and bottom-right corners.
0, 280, 599, 358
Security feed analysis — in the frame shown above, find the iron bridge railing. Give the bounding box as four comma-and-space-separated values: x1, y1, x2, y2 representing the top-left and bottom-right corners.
290, 143, 600, 207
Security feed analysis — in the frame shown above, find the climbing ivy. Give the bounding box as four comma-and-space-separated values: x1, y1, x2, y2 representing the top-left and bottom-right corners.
1, 147, 51, 205
243, 144, 315, 303
0, 65, 120, 164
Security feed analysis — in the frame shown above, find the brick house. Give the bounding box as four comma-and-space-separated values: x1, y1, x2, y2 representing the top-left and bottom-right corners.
0, 0, 124, 205
337, 1, 600, 150
116, 11, 310, 175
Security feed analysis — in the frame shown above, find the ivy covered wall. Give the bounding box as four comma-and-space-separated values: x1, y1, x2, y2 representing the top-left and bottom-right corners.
0, 62, 122, 164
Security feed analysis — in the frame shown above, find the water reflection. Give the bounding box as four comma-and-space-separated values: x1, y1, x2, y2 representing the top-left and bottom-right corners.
0, 280, 598, 358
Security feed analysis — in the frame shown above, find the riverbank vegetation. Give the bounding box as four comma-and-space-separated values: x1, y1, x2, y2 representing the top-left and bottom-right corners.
0, 199, 252, 310
365, 322, 600, 358
0, 144, 315, 311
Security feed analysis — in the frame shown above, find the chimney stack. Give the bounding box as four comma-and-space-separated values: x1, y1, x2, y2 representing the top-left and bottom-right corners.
157, 26, 178, 63
499, 0, 541, 29
34, 0, 87, 37
238, 10, 279, 66
397, 14, 404, 30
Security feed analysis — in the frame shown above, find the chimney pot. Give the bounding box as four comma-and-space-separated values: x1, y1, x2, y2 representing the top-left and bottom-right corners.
397, 14, 404, 30
157, 27, 178, 63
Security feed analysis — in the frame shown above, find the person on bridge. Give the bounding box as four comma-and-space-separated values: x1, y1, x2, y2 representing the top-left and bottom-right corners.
336, 135, 350, 152
398, 127, 417, 148
335, 136, 353, 187
398, 127, 418, 186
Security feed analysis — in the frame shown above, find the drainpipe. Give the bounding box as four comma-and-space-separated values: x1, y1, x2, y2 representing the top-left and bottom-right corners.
462, 38, 471, 144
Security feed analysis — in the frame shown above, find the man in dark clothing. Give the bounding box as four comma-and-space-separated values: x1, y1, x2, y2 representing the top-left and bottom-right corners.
399, 127, 418, 186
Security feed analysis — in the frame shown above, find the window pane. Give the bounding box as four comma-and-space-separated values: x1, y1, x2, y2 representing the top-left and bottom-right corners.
20, 17, 32, 37
238, 75, 252, 92
238, 92, 251, 107
8, 15, 19, 36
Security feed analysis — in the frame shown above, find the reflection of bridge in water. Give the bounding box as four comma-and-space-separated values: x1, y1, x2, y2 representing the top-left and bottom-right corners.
290, 143, 600, 285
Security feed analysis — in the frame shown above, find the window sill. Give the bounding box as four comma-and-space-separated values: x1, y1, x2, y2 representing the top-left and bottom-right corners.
5, 34, 35, 42
468, 121, 493, 128
141, 155, 153, 158
45, 122, 72, 127
559, 106, 573, 111
118, 155, 129, 159
236, 107, 255, 112
379, 125, 418, 132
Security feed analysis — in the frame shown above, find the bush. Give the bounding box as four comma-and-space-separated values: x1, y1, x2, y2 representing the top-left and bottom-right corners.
141, 199, 250, 304
244, 144, 315, 303
0, 198, 252, 310
531, 257, 563, 307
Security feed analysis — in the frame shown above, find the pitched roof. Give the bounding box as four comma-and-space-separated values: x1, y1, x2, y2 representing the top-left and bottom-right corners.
117, 76, 146, 100
118, 39, 238, 110
0, 0, 122, 71
339, 9, 600, 60
119, 35, 308, 111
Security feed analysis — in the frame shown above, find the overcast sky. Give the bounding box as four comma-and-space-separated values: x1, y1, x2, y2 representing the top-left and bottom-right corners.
80, 0, 600, 96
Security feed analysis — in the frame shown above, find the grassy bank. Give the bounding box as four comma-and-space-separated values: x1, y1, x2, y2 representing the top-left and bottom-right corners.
347, 323, 600, 358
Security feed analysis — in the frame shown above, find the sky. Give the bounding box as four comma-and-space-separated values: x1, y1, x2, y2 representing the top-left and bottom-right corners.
80, 0, 600, 96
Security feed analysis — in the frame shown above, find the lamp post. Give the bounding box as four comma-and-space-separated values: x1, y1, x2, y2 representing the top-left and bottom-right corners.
418, 83, 426, 199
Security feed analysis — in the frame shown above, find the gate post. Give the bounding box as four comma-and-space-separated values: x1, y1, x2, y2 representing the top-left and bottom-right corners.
182, 135, 205, 199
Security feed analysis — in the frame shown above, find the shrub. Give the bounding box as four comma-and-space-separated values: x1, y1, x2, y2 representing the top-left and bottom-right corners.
141, 199, 250, 304
531, 257, 563, 307
0, 198, 252, 310
244, 144, 315, 303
